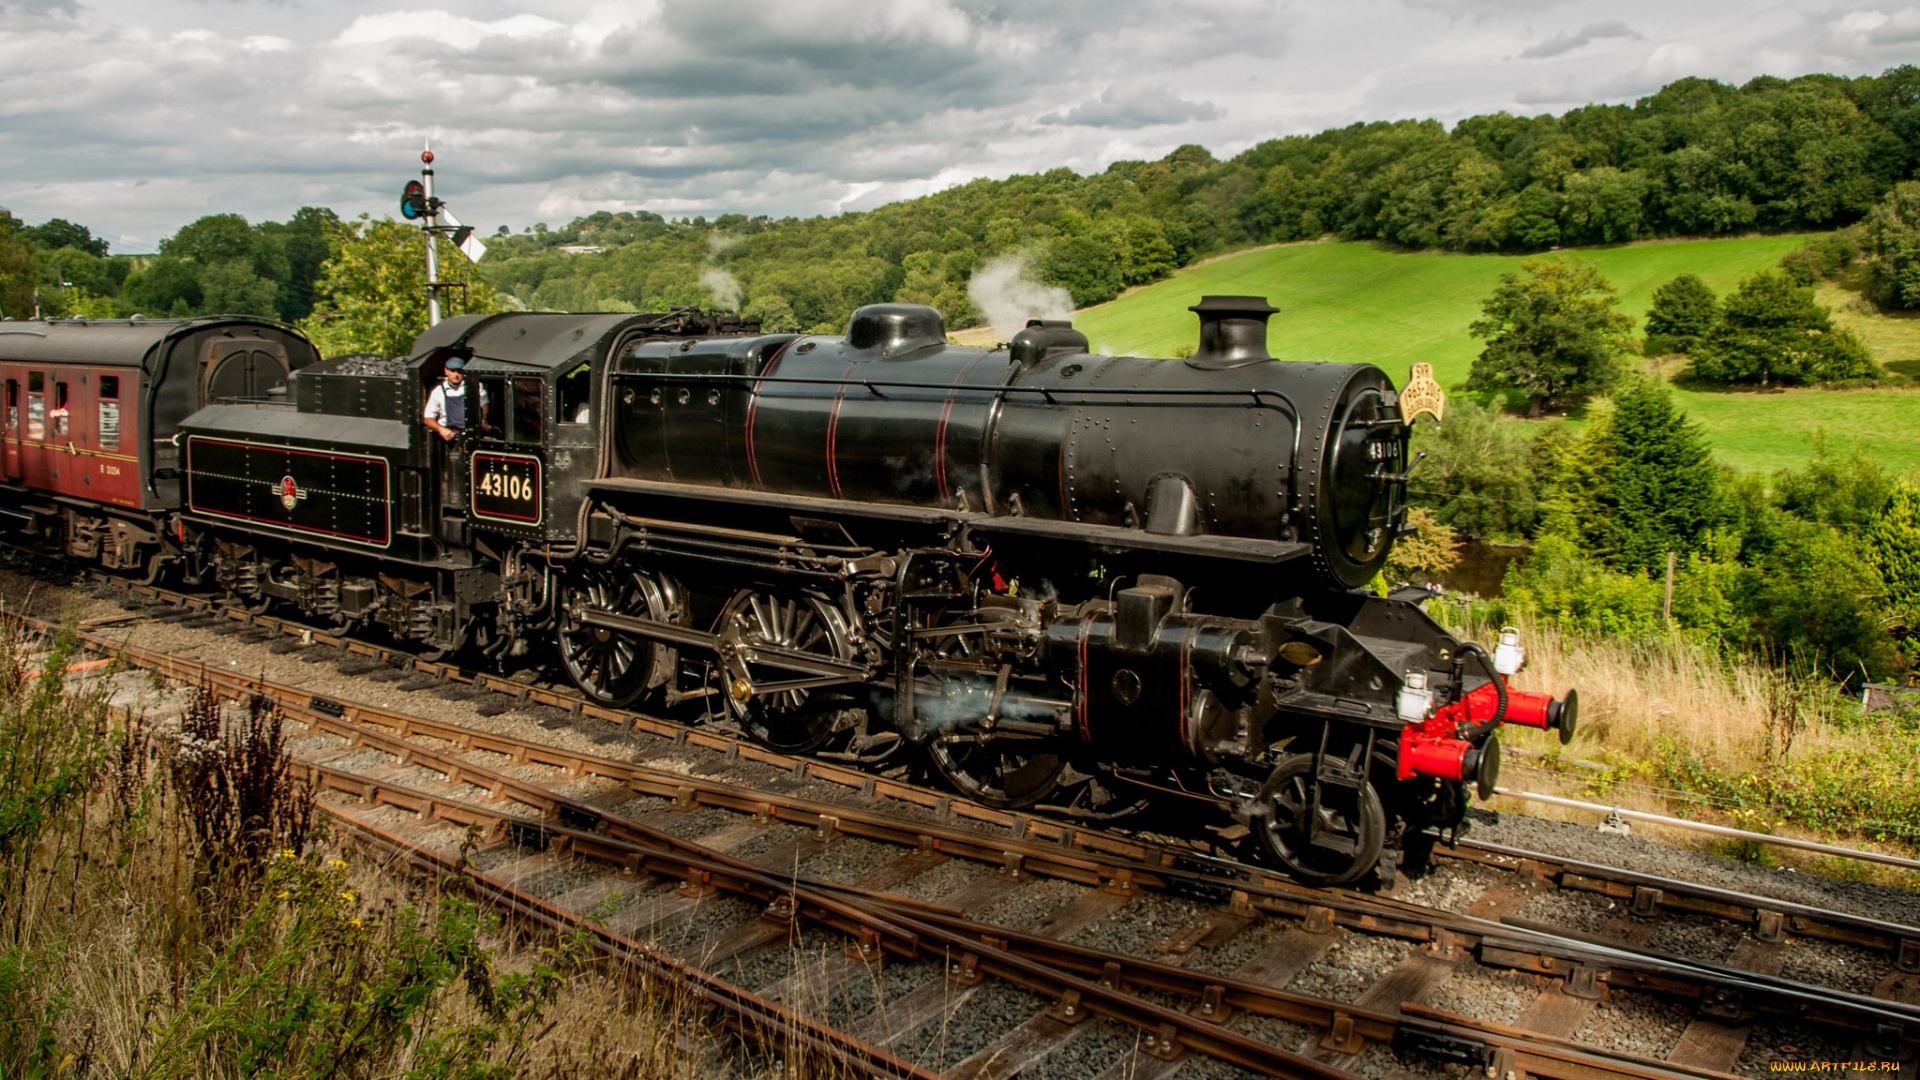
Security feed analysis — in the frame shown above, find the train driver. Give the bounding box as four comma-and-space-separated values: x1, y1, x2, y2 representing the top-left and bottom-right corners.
422, 356, 490, 441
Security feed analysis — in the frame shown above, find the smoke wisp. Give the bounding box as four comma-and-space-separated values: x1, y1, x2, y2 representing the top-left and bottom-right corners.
701, 232, 745, 311
701, 267, 743, 311
967, 251, 1074, 341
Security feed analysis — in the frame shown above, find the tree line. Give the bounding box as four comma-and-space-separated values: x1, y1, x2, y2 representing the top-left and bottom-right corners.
476, 65, 1920, 331
0, 208, 339, 324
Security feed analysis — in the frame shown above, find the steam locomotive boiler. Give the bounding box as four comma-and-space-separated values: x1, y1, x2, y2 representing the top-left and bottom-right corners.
562, 296, 1577, 885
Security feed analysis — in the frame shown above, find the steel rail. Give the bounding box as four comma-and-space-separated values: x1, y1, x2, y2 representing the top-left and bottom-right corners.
327, 812, 947, 1080
39, 603, 1920, 1041
30, 591, 1920, 1041
1447, 837, 1920, 967
302, 758, 1736, 1080
293, 765, 1352, 1079
1495, 787, 1920, 874
247, 674, 1920, 1047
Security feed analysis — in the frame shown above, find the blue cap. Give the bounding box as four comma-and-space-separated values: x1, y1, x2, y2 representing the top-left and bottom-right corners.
444, 356, 466, 371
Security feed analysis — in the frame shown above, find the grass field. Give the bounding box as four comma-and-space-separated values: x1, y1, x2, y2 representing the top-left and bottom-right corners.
1045, 236, 1920, 477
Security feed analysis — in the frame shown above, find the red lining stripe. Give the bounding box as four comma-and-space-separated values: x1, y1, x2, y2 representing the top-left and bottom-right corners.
1178, 624, 1196, 749
934, 353, 990, 504
744, 340, 795, 489
1077, 617, 1094, 743
825, 361, 855, 499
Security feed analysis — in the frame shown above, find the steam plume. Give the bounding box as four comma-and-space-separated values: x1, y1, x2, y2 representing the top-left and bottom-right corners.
968, 252, 1074, 340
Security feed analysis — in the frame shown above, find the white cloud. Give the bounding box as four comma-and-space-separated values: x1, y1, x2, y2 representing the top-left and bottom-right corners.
0, 0, 1910, 249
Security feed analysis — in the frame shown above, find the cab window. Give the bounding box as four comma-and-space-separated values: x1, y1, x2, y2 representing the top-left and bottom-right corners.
475, 376, 504, 436
26, 372, 43, 440
556, 363, 590, 424
511, 378, 543, 443
475, 376, 543, 444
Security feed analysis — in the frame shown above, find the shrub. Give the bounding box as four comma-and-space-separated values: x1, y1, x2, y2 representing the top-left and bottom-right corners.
1384, 507, 1462, 585
1406, 396, 1561, 541
1736, 517, 1902, 685
1497, 534, 1666, 638
1691, 270, 1878, 385
1778, 229, 1860, 286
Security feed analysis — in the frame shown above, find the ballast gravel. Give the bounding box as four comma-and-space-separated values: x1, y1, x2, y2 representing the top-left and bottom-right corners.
1643, 911, 1742, 964
1733, 1022, 1866, 1077
1286, 933, 1414, 1003
1776, 936, 1890, 996
1391, 858, 1505, 910
1419, 962, 1543, 1026
1068, 890, 1214, 954
798, 836, 905, 883
1474, 809, 1920, 929
1186, 917, 1295, 978
891, 979, 1050, 1074
975, 876, 1080, 931
1020, 1019, 1136, 1079
1572, 991, 1692, 1058
1513, 880, 1619, 933
893, 855, 988, 904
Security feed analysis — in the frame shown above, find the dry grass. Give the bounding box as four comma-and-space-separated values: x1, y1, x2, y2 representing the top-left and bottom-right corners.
0, 641, 749, 1079
1462, 613, 1920, 885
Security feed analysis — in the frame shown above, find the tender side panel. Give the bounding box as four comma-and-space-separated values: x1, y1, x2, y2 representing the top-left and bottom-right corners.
186, 437, 392, 548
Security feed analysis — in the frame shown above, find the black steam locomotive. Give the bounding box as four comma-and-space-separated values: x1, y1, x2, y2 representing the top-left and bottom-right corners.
0, 298, 1574, 885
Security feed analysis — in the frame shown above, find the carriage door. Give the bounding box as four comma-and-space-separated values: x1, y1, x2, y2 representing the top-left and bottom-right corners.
49, 380, 74, 495
2, 380, 18, 481
22, 372, 46, 490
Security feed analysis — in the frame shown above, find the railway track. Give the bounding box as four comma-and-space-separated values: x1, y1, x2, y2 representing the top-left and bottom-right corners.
13, 568, 1920, 1077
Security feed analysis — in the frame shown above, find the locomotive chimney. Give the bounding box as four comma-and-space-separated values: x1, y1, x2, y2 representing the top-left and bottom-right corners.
1186, 295, 1277, 369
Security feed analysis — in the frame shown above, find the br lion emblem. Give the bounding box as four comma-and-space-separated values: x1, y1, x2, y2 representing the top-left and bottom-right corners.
278, 475, 305, 511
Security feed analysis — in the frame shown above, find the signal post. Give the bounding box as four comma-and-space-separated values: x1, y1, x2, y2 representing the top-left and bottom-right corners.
400, 146, 486, 327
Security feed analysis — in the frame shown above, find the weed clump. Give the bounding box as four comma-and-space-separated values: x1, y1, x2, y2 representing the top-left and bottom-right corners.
0, 628, 715, 1079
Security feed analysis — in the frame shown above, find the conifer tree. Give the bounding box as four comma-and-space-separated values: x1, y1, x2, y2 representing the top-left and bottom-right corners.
1643, 273, 1718, 354
1544, 378, 1722, 575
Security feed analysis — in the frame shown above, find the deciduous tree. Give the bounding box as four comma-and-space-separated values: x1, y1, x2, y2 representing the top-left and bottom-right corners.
1466, 256, 1633, 413
299, 217, 499, 357
1406, 396, 1561, 540
1691, 271, 1877, 385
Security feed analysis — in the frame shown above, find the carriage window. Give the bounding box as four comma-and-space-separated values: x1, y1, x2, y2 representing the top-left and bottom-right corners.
556, 363, 590, 424
98, 377, 120, 451
27, 372, 42, 394
511, 378, 543, 444
5, 381, 16, 437
52, 383, 68, 437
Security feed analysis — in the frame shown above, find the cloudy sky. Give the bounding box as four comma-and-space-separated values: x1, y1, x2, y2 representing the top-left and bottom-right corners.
2, 0, 1917, 253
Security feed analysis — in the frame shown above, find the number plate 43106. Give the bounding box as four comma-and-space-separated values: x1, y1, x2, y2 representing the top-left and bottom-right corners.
470, 453, 542, 525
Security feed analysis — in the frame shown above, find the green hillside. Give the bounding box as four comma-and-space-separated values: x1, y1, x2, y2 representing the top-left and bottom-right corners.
1063, 236, 1920, 476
